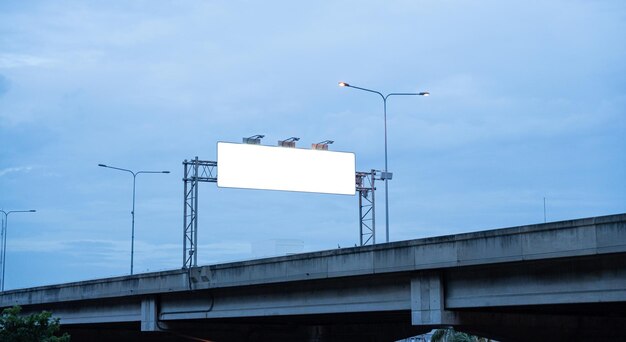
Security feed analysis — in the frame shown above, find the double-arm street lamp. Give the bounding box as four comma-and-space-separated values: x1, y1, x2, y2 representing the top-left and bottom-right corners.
339, 82, 429, 243
98, 164, 170, 275
1, 209, 36, 291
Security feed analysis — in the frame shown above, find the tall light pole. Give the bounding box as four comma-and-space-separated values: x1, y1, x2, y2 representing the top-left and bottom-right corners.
98, 164, 170, 275
0, 209, 36, 291
339, 82, 429, 243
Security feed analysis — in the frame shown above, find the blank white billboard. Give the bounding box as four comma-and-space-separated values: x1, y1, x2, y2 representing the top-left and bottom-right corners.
217, 142, 356, 195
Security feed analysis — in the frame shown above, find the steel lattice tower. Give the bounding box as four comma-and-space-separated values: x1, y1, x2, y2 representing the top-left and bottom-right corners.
356, 170, 377, 246
182, 157, 216, 269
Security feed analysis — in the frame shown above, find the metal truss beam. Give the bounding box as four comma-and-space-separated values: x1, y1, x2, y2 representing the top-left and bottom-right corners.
356, 170, 377, 246
182, 157, 216, 269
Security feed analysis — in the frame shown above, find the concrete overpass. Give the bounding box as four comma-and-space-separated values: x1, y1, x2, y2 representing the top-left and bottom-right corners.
2, 213, 626, 341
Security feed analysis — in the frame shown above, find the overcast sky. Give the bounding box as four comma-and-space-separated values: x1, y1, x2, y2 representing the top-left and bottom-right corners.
1, 0, 624, 290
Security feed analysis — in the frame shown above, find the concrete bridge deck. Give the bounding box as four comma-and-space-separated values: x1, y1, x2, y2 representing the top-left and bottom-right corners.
2, 213, 626, 341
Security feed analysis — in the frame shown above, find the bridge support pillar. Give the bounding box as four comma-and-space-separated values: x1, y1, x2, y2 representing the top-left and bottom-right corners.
411, 273, 456, 326
141, 296, 159, 332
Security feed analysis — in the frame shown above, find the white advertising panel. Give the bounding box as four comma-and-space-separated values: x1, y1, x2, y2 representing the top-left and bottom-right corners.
217, 142, 356, 195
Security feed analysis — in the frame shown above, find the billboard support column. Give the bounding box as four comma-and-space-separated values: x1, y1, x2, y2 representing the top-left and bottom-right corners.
356, 170, 377, 246
182, 157, 217, 269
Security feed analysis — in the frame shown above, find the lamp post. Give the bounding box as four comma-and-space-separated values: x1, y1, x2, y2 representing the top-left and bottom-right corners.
0, 209, 36, 291
339, 82, 429, 243
98, 164, 170, 275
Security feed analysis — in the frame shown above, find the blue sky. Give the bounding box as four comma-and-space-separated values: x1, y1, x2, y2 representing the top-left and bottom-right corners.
1, 1, 624, 289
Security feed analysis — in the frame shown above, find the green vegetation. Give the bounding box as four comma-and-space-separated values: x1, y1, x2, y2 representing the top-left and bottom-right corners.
431, 328, 492, 342
0, 305, 70, 342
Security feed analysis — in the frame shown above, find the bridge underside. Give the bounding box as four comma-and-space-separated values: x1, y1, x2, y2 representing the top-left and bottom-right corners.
58, 302, 626, 342
62, 312, 426, 342
57, 301, 626, 342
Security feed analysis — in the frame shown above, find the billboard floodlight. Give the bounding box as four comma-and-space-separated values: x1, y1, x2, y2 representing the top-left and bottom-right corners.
278, 137, 300, 148
312, 140, 334, 150
243, 134, 265, 145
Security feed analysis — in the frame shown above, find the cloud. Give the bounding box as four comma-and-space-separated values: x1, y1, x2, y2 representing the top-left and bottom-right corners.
8, 238, 125, 254
0, 166, 33, 177
0, 74, 9, 97
8, 237, 252, 267
0, 53, 54, 69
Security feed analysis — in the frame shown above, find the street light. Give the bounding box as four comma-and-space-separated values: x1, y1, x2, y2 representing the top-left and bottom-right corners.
0, 209, 36, 291
339, 81, 429, 243
98, 164, 170, 275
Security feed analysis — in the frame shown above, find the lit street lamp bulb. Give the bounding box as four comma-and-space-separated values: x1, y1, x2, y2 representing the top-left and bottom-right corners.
338, 82, 349, 87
